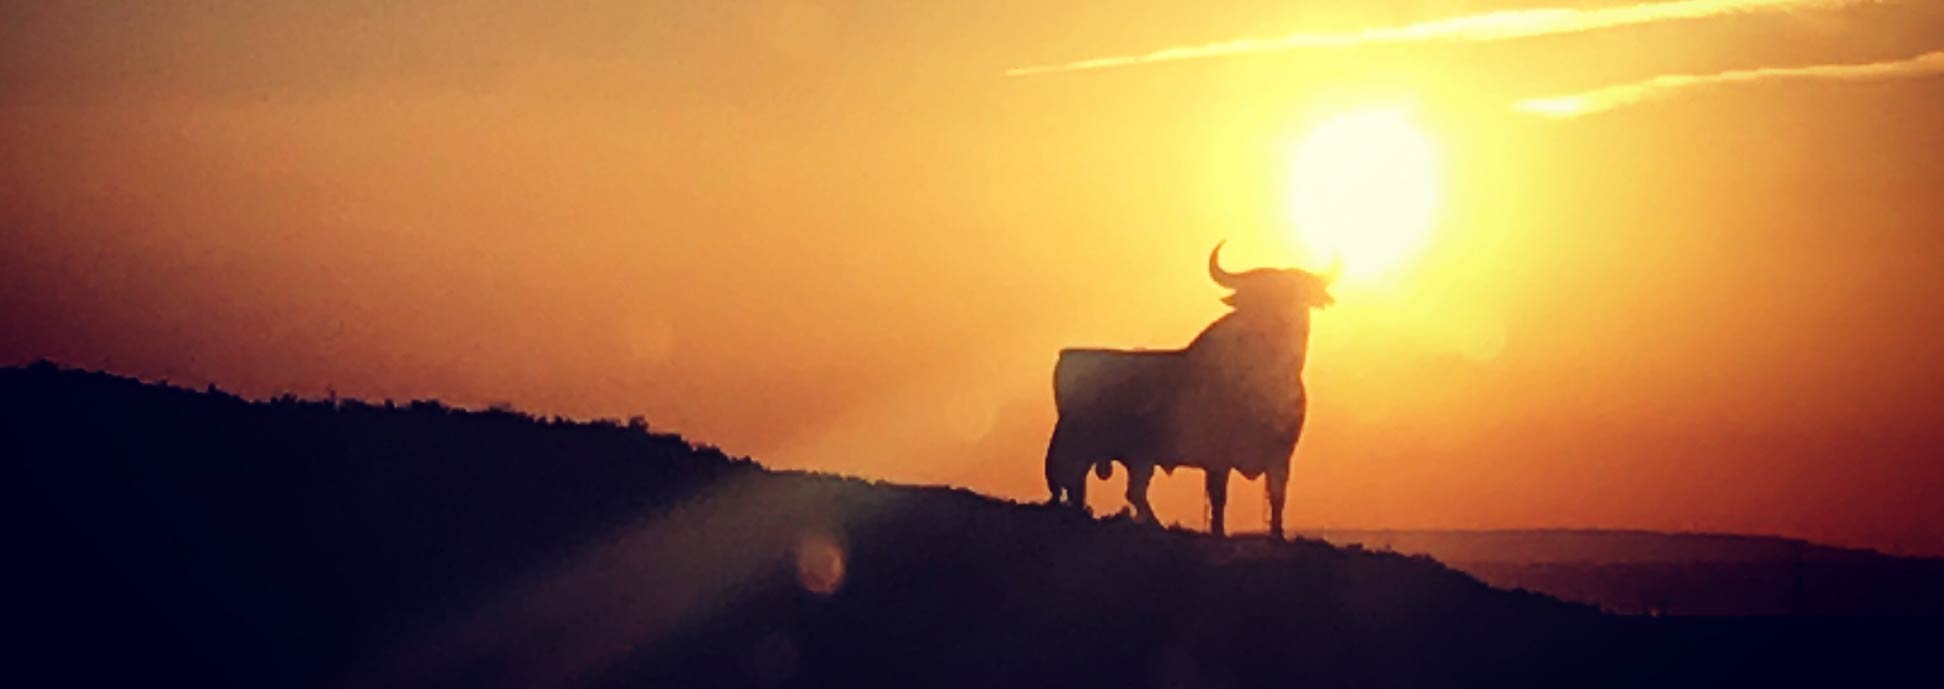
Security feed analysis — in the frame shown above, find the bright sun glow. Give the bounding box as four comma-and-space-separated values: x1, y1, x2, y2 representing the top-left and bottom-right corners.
1285, 107, 1440, 283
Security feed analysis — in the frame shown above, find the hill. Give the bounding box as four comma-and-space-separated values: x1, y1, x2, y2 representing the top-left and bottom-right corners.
3, 363, 1937, 688
1310, 529, 1944, 615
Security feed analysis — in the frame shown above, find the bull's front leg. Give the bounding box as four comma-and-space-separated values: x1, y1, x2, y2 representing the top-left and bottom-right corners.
1124, 462, 1157, 524
1266, 465, 1288, 539
1205, 467, 1230, 537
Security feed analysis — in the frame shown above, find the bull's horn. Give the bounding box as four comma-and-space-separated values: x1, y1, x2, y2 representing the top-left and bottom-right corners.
1208, 241, 1240, 288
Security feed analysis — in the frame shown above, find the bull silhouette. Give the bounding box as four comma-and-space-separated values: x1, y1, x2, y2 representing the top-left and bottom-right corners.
1045, 242, 1337, 537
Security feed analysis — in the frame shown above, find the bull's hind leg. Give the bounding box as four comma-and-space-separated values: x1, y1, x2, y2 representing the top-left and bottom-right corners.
1045, 465, 1088, 512
1124, 463, 1157, 524
1045, 462, 1072, 507
1204, 467, 1230, 537
1043, 424, 1087, 511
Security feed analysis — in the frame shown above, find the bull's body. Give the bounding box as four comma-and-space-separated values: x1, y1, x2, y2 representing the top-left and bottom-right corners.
1046, 307, 1313, 536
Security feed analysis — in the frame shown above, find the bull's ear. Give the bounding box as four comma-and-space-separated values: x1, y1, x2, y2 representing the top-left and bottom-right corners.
1221, 294, 1239, 307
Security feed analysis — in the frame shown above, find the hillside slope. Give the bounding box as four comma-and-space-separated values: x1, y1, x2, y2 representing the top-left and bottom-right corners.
2, 364, 1932, 688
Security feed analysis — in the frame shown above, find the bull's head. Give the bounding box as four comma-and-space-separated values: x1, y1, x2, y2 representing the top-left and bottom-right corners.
1207, 241, 1338, 312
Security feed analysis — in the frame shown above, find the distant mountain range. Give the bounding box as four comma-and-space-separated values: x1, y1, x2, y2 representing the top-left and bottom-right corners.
1308, 529, 1877, 566
1306, 529, 1944, 616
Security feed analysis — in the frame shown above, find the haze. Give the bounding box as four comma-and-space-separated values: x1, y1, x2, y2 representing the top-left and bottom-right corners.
4, 1, 1943, 554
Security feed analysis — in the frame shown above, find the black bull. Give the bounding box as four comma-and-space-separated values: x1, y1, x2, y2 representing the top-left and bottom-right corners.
1043, 243, 1333, 537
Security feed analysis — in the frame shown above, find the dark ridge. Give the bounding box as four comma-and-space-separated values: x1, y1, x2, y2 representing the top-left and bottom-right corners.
4, 363, 1937, 688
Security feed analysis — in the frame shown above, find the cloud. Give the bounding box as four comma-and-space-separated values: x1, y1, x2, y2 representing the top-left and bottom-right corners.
1005, 0, 1870, 77
1513, 50, 1944, 117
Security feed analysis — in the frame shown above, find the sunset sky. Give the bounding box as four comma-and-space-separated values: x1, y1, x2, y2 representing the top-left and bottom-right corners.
5, 1, 1943, 554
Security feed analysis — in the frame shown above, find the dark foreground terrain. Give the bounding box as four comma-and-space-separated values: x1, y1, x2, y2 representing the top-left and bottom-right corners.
5, 364, 1939, 688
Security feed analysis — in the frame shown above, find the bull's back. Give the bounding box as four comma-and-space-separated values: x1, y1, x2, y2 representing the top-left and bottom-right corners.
1053, 348, 1182, 417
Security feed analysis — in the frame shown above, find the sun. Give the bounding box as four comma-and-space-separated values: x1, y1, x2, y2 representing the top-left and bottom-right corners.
1284, 107, 1441, 283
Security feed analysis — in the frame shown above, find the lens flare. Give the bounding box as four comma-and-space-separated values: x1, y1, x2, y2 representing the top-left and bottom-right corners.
795, 533, 846, 596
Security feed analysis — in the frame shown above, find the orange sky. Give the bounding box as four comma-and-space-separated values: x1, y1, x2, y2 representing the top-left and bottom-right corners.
5, 1, 1943, 554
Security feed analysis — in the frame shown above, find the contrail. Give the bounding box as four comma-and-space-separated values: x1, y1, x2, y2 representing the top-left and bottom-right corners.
1006, 0, 1869, 77
1514, 50, 1944, 117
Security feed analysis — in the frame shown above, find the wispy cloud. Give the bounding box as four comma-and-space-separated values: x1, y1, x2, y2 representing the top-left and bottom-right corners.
1514, 50, 1944, 117
1006, 0, 1868, 77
